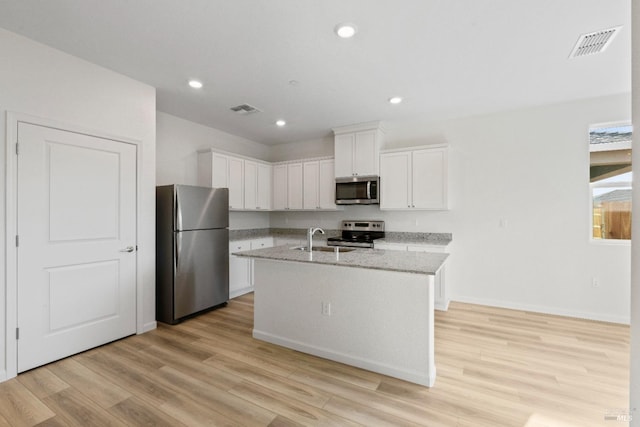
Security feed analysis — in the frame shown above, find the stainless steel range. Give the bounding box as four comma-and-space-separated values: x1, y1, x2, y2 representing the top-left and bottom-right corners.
327, 220, 385, 248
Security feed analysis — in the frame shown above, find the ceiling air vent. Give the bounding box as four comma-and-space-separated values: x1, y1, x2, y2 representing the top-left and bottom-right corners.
230, 104, 262, 114
569, 26, 621, 58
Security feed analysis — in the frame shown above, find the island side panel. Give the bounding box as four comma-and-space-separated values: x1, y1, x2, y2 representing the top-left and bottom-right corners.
252, 259, 436, 387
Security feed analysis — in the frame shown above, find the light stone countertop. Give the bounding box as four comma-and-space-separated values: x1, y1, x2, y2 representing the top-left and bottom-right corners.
229, 228, 452, 247
233, 245, 449, 276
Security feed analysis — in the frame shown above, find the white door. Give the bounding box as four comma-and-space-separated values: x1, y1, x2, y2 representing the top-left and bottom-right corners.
17, 122, 137, 372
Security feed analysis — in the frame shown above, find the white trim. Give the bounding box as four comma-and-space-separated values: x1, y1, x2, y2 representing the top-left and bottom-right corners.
253, 329, 435, 387
4, 111, 145, 382
332, 120, 384, 135
452, 295, 630, 325
380, 143, 448, 154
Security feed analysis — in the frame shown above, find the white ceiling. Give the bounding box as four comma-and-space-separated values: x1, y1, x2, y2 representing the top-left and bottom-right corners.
0, 0, 630, 145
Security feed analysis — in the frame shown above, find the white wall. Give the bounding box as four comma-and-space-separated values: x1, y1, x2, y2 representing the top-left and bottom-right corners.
0, 28, 156, 380
271, 93, 632, 323
156, 112, 271, 230
156, 112, 271, 185
268, 136, 334, 162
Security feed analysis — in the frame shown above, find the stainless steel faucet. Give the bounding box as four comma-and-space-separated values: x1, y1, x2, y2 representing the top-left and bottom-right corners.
307, 227, 325, 251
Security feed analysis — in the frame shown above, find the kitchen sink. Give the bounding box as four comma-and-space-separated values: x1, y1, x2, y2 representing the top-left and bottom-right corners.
290, 246, 355, 253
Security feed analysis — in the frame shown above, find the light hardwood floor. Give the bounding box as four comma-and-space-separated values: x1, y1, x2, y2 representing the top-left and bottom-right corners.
0, 294, 629, 426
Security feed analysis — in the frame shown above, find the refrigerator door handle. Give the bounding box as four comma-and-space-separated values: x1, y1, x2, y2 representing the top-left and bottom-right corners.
174, 190, 182, 231
175, 232, 181, 267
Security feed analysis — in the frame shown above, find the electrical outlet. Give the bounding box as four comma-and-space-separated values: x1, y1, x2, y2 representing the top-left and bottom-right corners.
592, 277, 600, 288
321, 301, 331, 316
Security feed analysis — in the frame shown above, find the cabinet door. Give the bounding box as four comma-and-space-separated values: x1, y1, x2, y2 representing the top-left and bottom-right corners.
229, 241, 251, 298
303, 161, 319, 209
380, 152, 411, 209
243, 160, 257, 210
353, 130, 378, 176
257, 163, 272, 210
228, 157, 244, 209
287, 163, 303, 209
272, 164, 288, 210
334, 133, 355, 177
318, 159, 337, 209
250, 237, 274, 250
412, 148, 447, 209
197, 152, 229, 188
212, 153, 230, 188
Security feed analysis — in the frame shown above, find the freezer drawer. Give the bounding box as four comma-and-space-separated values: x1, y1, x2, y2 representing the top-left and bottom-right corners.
173, 228, 229, 320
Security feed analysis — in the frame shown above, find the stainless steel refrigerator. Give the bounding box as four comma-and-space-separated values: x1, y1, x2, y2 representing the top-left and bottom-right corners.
156, 184, 229, 324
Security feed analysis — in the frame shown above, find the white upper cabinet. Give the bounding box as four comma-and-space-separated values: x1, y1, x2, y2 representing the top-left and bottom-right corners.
318, 159, 337, 209
199, 149, 337, 212
272, 164, 288, 210
244, 161, 272, 210
198, 150, 269, 211
287, 163, 303, 210
227, 157, 244, 209
379, 151, 411, 209
272, 162, 303, 210
302, 159, 337, 210
380, 145, 448, 210
303, 161, 320, 210
243, 160, 258, 210
333, 122, 383, 178
256, 163, 272, 210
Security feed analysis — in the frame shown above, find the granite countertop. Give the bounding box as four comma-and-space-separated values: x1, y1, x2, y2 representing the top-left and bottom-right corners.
376, 232, 452, 246
229, 228, 340, 241
229, 228, 452, 247
233, 245, 449, 276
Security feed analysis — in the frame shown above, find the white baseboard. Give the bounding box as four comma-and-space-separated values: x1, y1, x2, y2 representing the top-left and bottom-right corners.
0, 369, 7, 383
141, 321, 157, 333
452, 295, 630, 325
230, 286, 254, 299
253, 329, 435, 387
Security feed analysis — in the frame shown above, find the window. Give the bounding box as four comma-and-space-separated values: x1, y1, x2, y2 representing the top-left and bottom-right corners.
589, 124, 632, 240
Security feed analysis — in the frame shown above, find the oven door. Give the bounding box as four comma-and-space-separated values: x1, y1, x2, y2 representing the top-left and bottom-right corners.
335, 176, 379, 204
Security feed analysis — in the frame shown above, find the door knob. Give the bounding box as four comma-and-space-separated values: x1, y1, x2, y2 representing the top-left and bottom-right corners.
119, 246, 135, 253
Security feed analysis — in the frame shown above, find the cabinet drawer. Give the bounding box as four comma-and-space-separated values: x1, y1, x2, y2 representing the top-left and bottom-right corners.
250, 237, 274, 249
230, 240, 251, 253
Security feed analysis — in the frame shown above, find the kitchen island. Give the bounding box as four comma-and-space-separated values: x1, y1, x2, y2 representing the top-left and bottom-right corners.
234, 245, 448, 387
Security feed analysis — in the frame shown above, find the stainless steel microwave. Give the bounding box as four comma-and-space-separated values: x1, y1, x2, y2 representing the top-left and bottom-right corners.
335, 176, 380, 205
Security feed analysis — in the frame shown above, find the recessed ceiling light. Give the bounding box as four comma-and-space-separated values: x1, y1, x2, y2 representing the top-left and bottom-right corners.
389, 96, 403, 104
334, 23, 357, 39
188, 80, 203, 89
276, 120, 286, 127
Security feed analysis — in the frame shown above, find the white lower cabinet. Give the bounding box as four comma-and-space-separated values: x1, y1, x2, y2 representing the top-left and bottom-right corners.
229, 240, 251, 298
229, 237, 274, 298
375, 241, 449, 311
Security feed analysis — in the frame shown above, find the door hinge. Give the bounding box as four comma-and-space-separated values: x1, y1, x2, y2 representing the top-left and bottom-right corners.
16, 328, 19, 340
15, 235, 19, 247
15, 142, 19, 155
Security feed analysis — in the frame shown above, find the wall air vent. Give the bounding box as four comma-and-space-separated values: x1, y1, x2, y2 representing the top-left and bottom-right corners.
230, 104, 262, 114
569, 26, 621, 58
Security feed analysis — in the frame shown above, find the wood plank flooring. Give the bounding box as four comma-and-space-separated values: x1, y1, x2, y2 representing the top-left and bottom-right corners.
0, 294, 629, 426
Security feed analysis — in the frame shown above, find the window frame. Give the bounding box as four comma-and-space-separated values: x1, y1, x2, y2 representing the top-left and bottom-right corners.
588, 121, 632, 245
